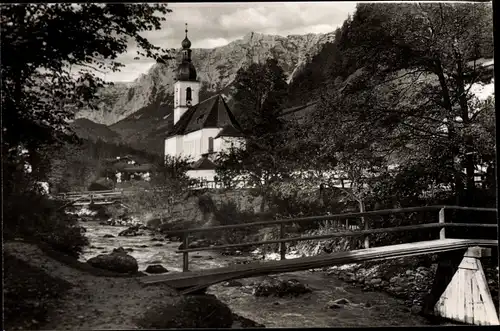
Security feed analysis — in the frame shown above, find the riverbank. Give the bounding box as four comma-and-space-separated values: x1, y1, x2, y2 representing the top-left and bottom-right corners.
3, 240, 256, 329
73, 221, 442, 326
285, 235, 500, 317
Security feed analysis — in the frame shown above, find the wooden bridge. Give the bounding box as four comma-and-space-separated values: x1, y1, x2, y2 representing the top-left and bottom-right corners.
139, 205, 499, 326
53, 189, 134, 207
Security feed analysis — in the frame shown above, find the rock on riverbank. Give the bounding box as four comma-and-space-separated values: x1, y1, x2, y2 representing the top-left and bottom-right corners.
323, 255, 499, 315
4, 240, 262, 329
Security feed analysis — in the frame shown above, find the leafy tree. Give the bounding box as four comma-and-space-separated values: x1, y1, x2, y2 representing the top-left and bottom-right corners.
1, 3, 172, 173
309, 2, 494, 207
127, 154, 194, 218
216, 59, 293, 211
1, 3, 174, 253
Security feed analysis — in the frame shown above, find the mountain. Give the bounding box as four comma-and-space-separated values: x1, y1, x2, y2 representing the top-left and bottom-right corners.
75, 31, 335, 126
74, 82, 132, 124
69, 118, 121, 143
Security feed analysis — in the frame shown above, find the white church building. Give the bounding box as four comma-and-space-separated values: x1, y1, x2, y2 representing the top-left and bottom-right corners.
164, 25, 245, 182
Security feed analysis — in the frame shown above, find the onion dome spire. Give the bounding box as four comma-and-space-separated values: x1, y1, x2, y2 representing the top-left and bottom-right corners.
181, 23, 191, 49
177, 23, 197, 81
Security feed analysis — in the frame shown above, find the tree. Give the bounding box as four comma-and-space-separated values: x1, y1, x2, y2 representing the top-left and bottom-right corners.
217, 59, 293, 212
310, 2, 494, 206
1, 4, 175, 246
128, 155, 194, 218
1, 3, 173, 175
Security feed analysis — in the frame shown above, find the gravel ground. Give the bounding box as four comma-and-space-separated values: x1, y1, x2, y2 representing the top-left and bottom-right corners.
3, 240, 185, 330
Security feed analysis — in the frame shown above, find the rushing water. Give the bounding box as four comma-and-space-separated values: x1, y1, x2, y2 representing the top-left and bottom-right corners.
79, 220, 435, 327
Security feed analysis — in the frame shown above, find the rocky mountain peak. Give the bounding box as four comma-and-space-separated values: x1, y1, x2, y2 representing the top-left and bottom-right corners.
75, 30, 336, 125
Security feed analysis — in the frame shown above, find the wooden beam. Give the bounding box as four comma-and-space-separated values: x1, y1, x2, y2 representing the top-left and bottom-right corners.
464, 246, 492, 258
175, 223, 445, 253
141, 239, 498, 289
162, 205, 497, 236
439, 208, 446, 239
434, 247, 499, 325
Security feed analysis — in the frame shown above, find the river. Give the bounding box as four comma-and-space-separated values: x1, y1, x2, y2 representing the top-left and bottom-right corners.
79, 220, 436, 327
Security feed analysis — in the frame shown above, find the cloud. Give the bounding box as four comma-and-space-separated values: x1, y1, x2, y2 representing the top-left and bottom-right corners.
104, 2, 358, 82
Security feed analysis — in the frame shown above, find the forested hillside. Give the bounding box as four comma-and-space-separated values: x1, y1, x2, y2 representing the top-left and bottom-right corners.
222, 2, 496, 215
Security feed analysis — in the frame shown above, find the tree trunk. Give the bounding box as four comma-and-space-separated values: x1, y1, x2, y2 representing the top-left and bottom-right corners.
455, 56, 475, 205
259, 188, 267, 213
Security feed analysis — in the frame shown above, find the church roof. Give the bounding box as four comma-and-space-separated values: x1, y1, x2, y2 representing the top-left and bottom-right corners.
167, 94, 242, 137
214, 124, 245, 139
189, 156, 218, 170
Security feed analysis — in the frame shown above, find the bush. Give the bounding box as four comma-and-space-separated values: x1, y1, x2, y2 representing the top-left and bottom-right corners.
4, 188, 89, 258
192, 201, 272, 252
136, 294, 233, 328
88, 178, 113, 191
87, 203, 112, 220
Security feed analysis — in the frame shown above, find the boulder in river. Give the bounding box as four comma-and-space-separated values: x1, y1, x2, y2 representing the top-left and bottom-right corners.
178, 239, 213, 250
112, 247, 127, 254
87, 249, 138, 273
118, 225, 147, 237
150, 237, 165, 242
103, 234, 115, 238
231, 314, 265, 328
145, 264, 169, 274
252, 277, 312, 297
222, 280, 244, 287
137, 294, 233, 328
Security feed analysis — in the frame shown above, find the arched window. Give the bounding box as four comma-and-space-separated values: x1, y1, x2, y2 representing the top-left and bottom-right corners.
208, 137, 214, 153
186, 87, 192, 102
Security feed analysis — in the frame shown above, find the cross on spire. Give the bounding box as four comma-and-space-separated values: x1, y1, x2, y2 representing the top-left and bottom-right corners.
185, 23, 188, 37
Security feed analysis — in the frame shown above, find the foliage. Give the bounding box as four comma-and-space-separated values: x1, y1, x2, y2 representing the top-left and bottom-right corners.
216, 59, 296, 211
302, 2, 494, 210
3, 181, 89, 257
2, 4, 173, 255
126, 154, 194, 218
1, 3, 172, 158
196, 201, 268, 251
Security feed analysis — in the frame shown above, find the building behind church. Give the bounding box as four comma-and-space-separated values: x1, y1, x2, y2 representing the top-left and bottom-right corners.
164, 24, 245, 182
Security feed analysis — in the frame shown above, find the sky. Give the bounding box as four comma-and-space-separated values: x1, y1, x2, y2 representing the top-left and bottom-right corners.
105, 2, 358, 82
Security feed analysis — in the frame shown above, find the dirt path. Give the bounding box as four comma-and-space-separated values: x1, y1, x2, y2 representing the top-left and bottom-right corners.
4, 241, 179, 330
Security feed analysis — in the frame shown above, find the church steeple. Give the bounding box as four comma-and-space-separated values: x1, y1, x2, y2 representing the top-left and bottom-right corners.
181, 23, 192, 50
173, 23, 200, 125
177, 23, 197, 81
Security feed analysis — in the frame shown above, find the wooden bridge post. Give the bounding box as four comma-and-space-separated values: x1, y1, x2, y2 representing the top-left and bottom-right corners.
182, 234, 190, 272
364, 219, 370, 249
434, 246, 499, 325
280, 223, 286, 260
359, 201, 369, 249
439, 208, 446, 239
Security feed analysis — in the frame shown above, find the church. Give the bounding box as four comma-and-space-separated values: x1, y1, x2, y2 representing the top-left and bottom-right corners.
164, 25, 245, 182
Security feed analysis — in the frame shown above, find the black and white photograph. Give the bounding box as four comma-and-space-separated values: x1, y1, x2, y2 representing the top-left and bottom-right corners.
2, 1, 498, 329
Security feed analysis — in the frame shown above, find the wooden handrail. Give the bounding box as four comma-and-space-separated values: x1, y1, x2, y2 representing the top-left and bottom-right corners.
170, 205, 496, 272
175, 222, 498, 254
163, 205, 497, 236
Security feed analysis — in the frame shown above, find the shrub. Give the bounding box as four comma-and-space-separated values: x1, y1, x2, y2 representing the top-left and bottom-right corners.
4, 188, 89, 258
193, 201, 271, 252
88, 179, 113, 191
87, 203, 112, 220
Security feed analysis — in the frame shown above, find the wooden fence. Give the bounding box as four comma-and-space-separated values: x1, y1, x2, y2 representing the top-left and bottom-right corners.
161, 205, 497, 272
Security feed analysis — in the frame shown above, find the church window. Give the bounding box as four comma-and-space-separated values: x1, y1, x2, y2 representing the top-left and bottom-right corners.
208, 137, 214, 153
186, 87, 192, 101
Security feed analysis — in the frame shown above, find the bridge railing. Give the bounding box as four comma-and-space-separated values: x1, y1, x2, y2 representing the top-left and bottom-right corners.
161, 205, 497, 272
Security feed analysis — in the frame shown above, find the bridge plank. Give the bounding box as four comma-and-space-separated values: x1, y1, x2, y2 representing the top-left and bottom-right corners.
139, 239, 497, 290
